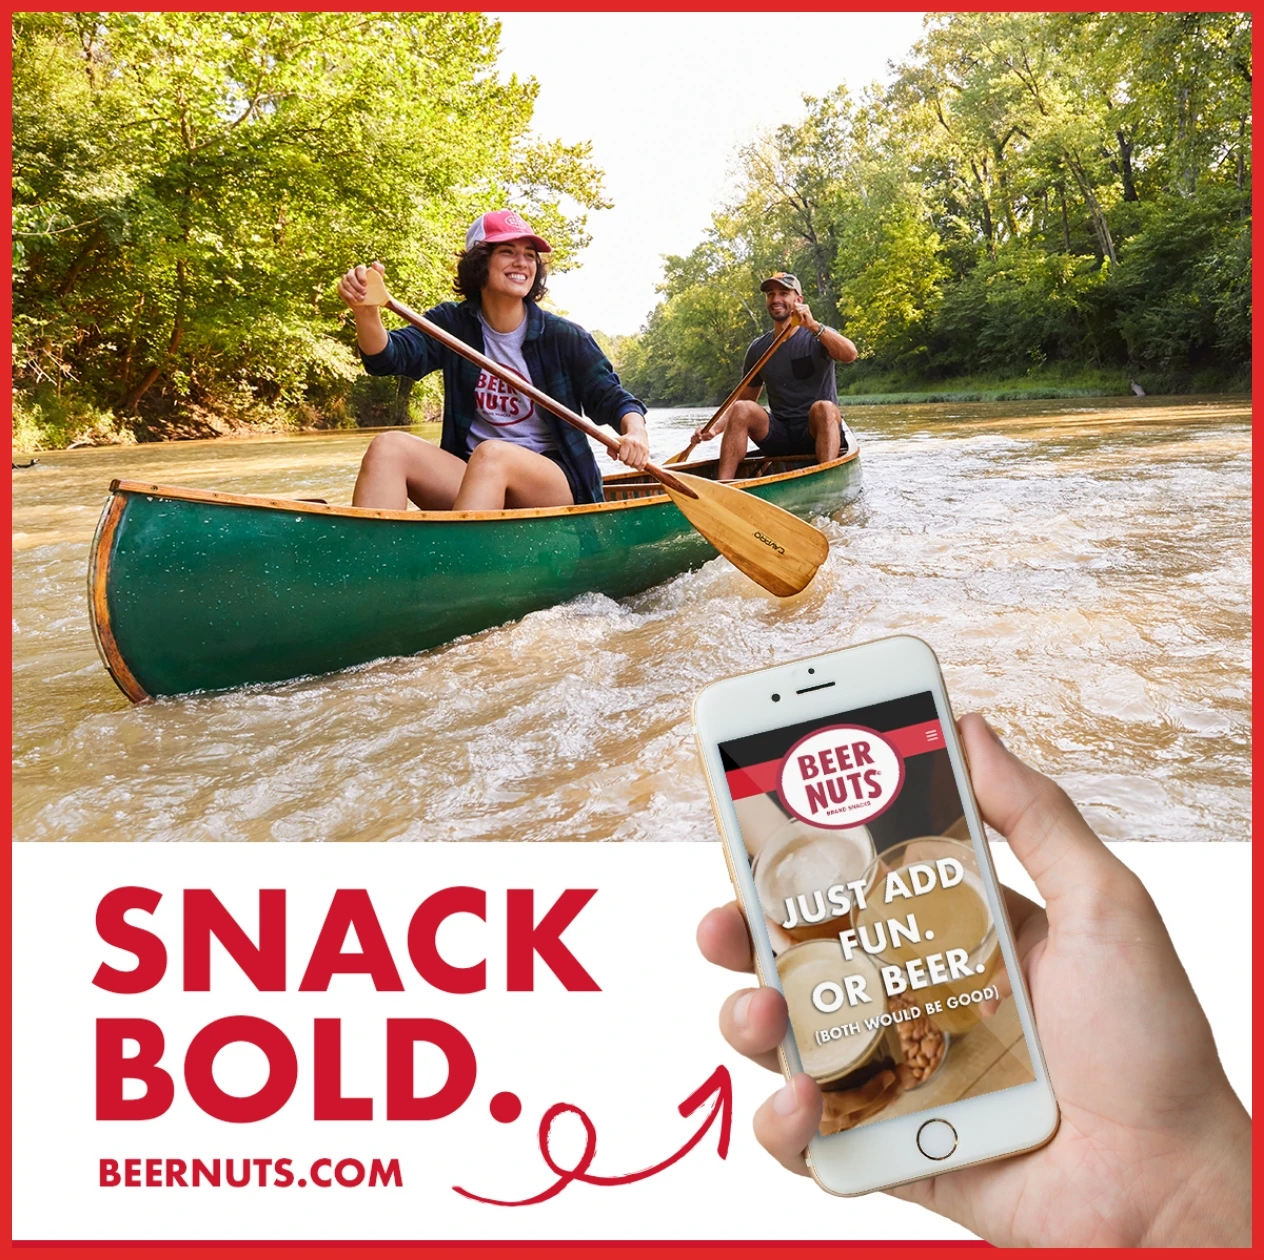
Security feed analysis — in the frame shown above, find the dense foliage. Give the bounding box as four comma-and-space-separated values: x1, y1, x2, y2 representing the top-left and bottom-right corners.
13, 12, 608, 446
616, 13, 1252, 405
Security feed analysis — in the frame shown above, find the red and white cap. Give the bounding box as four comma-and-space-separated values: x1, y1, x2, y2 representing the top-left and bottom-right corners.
464, 209, 552, 254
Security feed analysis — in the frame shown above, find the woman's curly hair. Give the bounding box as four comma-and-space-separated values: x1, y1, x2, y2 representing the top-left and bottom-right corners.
454, 242, 548, 304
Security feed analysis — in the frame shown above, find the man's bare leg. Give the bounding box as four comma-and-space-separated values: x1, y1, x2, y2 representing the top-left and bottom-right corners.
352, 431, 468, 509
717, 400, 770, 480
808, 400, 842, 466
452, 440, 574, 511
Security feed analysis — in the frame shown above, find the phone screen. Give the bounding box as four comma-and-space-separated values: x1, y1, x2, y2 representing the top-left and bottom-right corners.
718, 689, 1037, 1137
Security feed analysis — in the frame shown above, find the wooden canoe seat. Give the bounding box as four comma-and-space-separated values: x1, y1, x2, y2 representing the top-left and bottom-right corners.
601, 453, 811, 502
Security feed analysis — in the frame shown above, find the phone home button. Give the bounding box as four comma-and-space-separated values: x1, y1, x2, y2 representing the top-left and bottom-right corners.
916, 1118, 958, 1161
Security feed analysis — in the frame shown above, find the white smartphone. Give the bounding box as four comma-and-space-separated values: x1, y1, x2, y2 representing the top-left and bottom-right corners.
693, 635, 1058, 1196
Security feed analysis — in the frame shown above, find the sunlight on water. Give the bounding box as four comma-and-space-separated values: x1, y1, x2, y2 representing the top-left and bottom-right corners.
12, 397, 1251, 843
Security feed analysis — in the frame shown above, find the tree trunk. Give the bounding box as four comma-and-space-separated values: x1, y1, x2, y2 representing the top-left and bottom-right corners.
390, 375, 414, 425
994, 138, 1018, 241
1087, 190, 1118, 266
116, 261, 186, 412
1116, 128, 1138, 202
794, 203, 832, 308
1174, 86, 1196, 194
58, 226, 106, 297
1067, 156, 1117, 266
969, 159, 995, 258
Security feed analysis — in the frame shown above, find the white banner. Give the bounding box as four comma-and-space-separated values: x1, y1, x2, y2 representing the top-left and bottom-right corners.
11, 841, 1250, 1242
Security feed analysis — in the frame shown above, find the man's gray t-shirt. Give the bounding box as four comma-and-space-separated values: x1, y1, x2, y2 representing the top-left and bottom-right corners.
743, 326, 837, 425
467, 313, 559, 455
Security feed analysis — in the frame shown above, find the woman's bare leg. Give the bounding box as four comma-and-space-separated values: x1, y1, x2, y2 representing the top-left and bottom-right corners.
452, 441, 574, 511
352, 431, 468, 509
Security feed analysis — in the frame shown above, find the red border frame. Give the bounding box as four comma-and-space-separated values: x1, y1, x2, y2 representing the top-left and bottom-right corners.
13, 1247, 985, 1255
5, 3, 1259, 1257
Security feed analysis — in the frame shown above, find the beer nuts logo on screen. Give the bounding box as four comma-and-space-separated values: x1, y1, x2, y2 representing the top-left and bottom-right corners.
778, 725, 905, 828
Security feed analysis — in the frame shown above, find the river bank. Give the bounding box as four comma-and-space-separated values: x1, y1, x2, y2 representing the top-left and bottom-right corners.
630, 366, 1251, 413
836, 364, 1251, 407
18, 367, 1248, 454
11, 373, 444, 455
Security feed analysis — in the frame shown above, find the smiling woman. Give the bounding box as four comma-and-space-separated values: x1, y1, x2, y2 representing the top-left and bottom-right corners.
338, 210, 652, 513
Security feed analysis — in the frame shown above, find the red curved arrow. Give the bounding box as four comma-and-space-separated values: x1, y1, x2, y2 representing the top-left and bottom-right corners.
453, 1065, 732, 1207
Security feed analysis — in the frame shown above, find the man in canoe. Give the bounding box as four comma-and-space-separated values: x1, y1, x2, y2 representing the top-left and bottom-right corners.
337, 210, 650, 511
691, 272, 857, 481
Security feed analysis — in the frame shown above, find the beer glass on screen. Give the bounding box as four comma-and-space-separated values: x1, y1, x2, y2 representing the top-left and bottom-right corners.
854, 837, 1000, 1039
752, 818, 876, 950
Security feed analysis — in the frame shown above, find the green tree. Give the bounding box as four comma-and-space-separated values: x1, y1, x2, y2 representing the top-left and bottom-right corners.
12, 12, 609, 445
620, 11, 1250, 397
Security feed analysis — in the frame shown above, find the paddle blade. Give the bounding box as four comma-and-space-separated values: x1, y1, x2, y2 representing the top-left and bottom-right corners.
659, 471, 829, 597
664, 442, 698, 466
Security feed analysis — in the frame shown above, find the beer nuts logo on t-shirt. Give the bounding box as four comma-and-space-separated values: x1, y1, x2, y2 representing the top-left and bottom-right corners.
778, 725, 905, 828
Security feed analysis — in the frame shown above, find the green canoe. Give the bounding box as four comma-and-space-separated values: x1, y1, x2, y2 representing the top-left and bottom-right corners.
89, 448, 861, 701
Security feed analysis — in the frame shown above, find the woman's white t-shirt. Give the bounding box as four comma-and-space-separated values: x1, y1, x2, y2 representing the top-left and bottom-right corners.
466, 313, 559, 455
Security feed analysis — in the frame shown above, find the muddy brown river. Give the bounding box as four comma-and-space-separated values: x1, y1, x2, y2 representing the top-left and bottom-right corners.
12, 397, 1251, 844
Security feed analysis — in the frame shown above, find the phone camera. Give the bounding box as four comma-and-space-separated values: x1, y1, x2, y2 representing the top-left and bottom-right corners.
771, 693, 781, 702
808, 668, 815, 674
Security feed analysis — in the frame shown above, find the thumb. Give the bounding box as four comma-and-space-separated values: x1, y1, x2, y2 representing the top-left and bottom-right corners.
372, 260, 385, 274
958, 713, 1123, 908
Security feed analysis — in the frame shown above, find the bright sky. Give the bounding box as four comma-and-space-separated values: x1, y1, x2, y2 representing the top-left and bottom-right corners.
492, 11, 928, 336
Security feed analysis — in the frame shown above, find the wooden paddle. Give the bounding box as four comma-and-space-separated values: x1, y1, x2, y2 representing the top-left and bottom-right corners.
351, 270, 828, 597
664, 312, 802, 465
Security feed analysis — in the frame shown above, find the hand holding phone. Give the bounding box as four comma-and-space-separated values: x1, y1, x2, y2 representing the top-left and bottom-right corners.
698, 687, 1251, 1245
694, 637, 1057, 1194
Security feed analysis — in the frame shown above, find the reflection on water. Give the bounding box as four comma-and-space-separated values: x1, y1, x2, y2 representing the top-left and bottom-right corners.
12, 397, 1251, 843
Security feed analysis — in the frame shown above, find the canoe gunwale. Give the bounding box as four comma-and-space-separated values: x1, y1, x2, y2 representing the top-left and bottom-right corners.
88, 491, 153, 704
105, 445, 860, 524
91, 445, 861, 703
